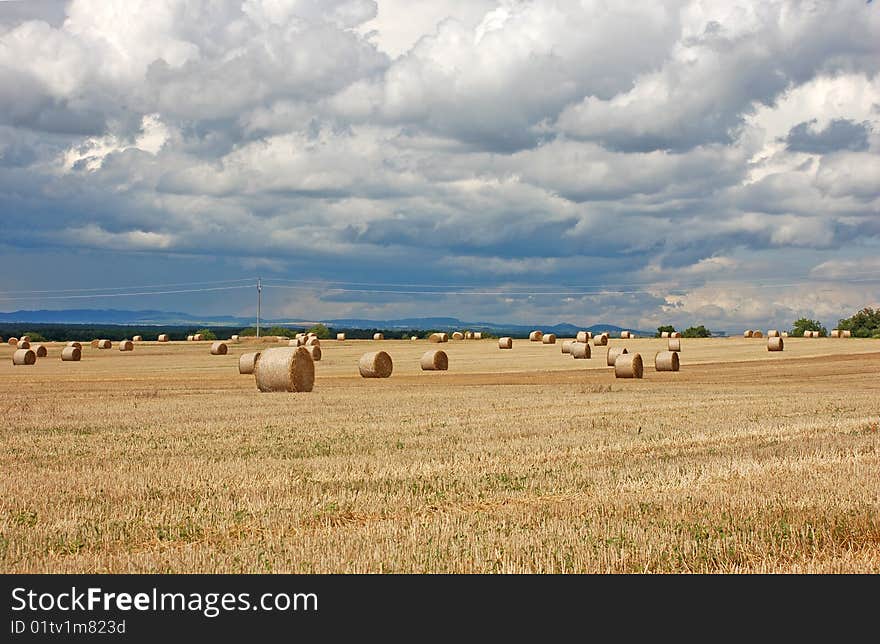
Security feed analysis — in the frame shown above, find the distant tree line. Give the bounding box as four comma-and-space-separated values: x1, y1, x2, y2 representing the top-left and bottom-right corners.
655, 325, 711, 338
835, 307, 880, 338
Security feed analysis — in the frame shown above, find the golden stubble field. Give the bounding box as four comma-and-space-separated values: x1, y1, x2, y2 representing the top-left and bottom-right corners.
1, 336, 878, 573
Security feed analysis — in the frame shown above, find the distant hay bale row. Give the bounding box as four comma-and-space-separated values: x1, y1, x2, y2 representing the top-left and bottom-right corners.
12, 349, 36, 365
61, 346, 81, 361
614, 353, 643, 379
607, 346, 627, 367
429, 333, 448, 343
420, 350, 448, 371
768, 337, 784, 352
529, 330, 543, 342
359, 351, 393, 378
542, 334, 556, 345
452, 331, 464, 340
570, 342, 591, 359
498, 337, 513, 349
254, 347, 314, 392
210, 342, 227, 355
654, 351, 679, 371
239, 351, 261, 374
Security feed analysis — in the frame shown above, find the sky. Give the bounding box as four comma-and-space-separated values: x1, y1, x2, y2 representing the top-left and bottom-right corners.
0, 0, 879, 331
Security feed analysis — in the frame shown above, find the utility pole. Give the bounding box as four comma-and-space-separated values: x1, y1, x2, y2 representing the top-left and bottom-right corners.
256, 277, 262, 339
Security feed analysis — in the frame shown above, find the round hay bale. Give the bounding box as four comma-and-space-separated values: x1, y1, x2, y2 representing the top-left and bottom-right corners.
438, 333, 449, 342
66, 341, 82, 349
305, 345, 321, 361
20, 335, 30, 342
33, 344, 47, 358
195, 333, 206, 341
158, 334, 169, 342
98, 339, 111, 349
529, 330, 543, 342
411, 336, 418, 341
542, 334, 557, 344
575, 331, 590, 343
593, 334, 608, 346
803, 330, 813, 338
420, 350, 448, 371
561, 340, 574, 354
210, 342, 228, 355
186, 335, 194, 342
428, 333, 442, 343
614, 353, 643, 379
570, 342, 591, 359
830, 329, 840, 338
842, 330, 851, 338
373, 333, 384, 341
90, 339, 100, 348
132, 335, 143, 342
452, 331, 464, 340
620, 331, 630, 339
61, 346, 81, 362
660, 331, 669, 338
238, 351, 261, 374
670, 332, 682, 339
743, 330, 753, 338
17, 340, 30, 349
781, 331, 789, 338
306, 337, 320, 347
8, 337, 19, 346
230, 335, 240, 342
752, 330, 763, 338
667, 337, 681, 352
358, 351, 392, 378
607, 346, 628, 367
254, 347, 314, 392
12, 349, 36, 365
768, 330, 779, 338
655, 351, 679, 371
336, 333, 346, 341
473, 332, 482, 340
118, 340, 133, 352
498, 337, 513, 349
768, 337, 784, 351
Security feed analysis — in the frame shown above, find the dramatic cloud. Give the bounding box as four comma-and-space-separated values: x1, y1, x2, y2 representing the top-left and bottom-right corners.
1, 0, 879, 331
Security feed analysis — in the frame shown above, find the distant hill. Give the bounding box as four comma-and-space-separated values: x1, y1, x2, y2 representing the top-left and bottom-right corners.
0, 309, 653, 337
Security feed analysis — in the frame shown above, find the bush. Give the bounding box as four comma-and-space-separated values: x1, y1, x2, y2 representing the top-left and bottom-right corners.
195, 328, 217, 341
790, 317, 827, 337
837, 307, 880, 338
21, 331, 48, 342
239, 326, 296, 338
655, 325, 675, 338
682, 325, 711, 338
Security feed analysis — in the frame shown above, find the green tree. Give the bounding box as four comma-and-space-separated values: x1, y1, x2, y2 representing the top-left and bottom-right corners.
655, 325, 675, 338
682, 325, 711, 338
791, 318, 827, 337
22, 331, 48, 342
306, 323, 331, 339
195, 328, 217, 341
837, 307, 880, 338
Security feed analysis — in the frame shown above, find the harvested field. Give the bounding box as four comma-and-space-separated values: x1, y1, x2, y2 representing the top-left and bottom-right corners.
1, 337, 878, 573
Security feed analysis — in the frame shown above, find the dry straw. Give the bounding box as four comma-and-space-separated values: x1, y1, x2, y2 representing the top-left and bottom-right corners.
254, 347, 315, 392
119, 340, 133, 352
593, 334, 608, 346
561, 340, 573, 354
33, 344, 47, 358
542, 334, 557, 344
305, 345, 321, 361
238, 351, 261, 374
210, 342, 228, 355
66, 341, 82, 349
570, 342, 591, 359
498, 337, 513, 349
452, 332, 464, 340
655, 351, 680, 371
158, 334, 169, 342
336, 333, 346, 341
667, 337, 681, 352
529, 330, 543, 342
768, 337, 784, 352
132, 335, 143, 342
98, 340, 112, 349
614, 353, 643, 379
420, 350, 448, 371
607, 346, 628, 366
12, 349, 36, 365
768, 330, 779, 337
17, 340, 30, 349
358, 351, 393, 378
373, 333, 384, 341
61, 346, 81, 362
